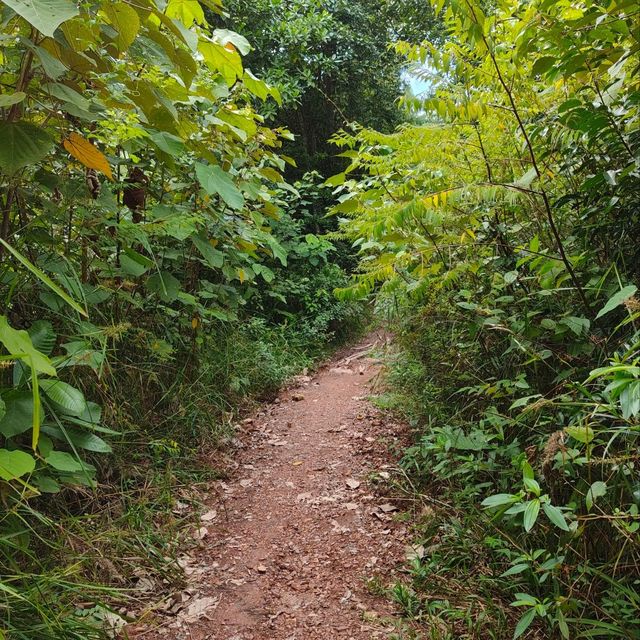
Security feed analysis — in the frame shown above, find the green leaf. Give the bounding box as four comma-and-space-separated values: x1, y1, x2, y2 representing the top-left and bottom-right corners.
27, 320, 56, 356
325, 172, 346, 187
165, 0, 205, 27
0, 240, 88, 316
242, 69, 269, 100
0, 448, 36, 481
104, 2, 140, 51
266, 235, 287, 266
147, 271, 181, 302
542, 501, 570, 531
586, 481, 607, 511
42, 82, 90, 112
2, 0, 78, 37
481, 493, 520, 508
120, 253, 149, 277
32, 45, 68, 79
620, 380, 640, 419
0, 397, 5, 422
0, 121, 54, 174
150, 131, 186, 157
501, 563, 529, 577
513, 593, 537, 606
523, 477, 541, 496
560, 316, 590, 336
40, 379, 86, 415
44, 450, 85, 472
595, 285, 637, 319
42, 425, 111, 453
557, 610, 570, 639
198, 40, 243, 85
0, 391, 40, 438
0, 315, 56, 376
565, 424, 595, 444
0, 91, 26, 107
531, 56, 555, 76
33, 475, 61, 493
513, 608, 536, 639
523, 499, 540, 532
78, 401, 102, 424
195, 162, 245, 210
192, 234, 224, 269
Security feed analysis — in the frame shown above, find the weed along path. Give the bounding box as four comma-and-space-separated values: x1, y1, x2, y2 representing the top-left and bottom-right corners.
134, 335, 409, 640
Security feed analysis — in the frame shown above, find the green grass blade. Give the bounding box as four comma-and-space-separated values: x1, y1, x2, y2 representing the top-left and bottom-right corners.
0, 239, 88, 317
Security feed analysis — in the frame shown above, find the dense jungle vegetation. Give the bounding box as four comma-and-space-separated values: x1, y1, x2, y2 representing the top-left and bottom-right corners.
0, 0, 638, 638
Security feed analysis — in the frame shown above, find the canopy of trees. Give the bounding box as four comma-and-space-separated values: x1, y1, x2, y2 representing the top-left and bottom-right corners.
215, 0, 441, 175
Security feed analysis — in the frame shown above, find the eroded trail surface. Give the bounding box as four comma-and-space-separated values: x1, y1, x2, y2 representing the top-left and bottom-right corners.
144, 336, 408, 639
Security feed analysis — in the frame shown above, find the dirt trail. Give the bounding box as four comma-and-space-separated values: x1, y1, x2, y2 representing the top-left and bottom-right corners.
138, 335, 408, 639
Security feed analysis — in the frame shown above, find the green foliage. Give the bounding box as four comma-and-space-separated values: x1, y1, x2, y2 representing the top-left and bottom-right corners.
335, 0, 640, 637
216, 0, 442, 175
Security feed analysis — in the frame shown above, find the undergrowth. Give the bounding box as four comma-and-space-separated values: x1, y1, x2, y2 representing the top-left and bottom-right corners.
376, 297, 639, 640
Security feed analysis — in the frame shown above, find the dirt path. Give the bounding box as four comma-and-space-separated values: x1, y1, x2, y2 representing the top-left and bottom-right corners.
136, 335, 409, 639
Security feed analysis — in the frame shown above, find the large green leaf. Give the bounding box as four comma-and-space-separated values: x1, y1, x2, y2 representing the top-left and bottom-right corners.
0, 448, 36, 481
14, 320, 57, 386
585, 481, 607, 511
2, 0, 78, 37
192, 233, 224, 268
150, 131, 186, 157
0, 91, 26, 107
104, 2, 140, 51
198, 40, 242, 86
595, 285, 637, 319
212, 28, 251, 55
42, 425, 112, 453
195, 162, 244, 210
0, 122, 54, 175
27, 320, 56, 356
0, 315, 56, 376
45, 450, 86, 472
0, 392, 38, 438
147, 271, 181, 302
40, 379, 87, 415
542, 501, 570, 531
165, 0, 205, 27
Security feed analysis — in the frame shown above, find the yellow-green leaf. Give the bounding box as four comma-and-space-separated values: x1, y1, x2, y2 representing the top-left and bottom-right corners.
104, 2, 140, 52
165, 0, 205, 27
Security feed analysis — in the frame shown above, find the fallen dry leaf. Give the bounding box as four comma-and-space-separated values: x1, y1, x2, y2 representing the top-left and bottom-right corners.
180, 596, 220, 622
200, 509, 217, 522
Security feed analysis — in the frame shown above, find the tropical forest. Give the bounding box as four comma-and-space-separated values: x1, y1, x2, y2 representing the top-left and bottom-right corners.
0, 0, 638, 638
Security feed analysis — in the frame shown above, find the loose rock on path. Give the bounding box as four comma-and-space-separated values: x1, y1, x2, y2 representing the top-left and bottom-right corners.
134, 335, 409, 639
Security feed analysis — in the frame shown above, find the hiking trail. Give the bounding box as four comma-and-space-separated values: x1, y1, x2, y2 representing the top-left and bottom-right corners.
133, 334, 410, 639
